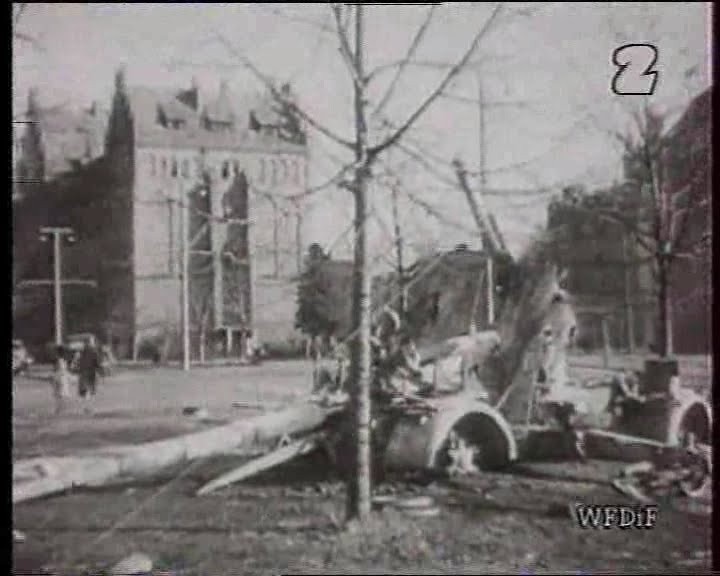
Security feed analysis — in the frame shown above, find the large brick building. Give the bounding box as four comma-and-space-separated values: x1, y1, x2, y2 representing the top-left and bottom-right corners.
663, 87, 711, 354
15, 69, 311, 359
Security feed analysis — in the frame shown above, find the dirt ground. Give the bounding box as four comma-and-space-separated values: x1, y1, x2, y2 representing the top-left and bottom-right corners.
13, 359, 713, 575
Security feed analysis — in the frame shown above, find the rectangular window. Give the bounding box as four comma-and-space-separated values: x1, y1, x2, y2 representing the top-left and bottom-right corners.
150, 154, 156, 177
181, 159, 189, 178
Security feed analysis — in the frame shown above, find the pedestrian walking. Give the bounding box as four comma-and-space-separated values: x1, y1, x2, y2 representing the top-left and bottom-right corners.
77, 336, 102, 407
52, 345, 71, 415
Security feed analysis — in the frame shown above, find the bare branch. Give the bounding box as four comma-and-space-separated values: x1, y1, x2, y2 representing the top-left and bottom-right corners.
330, 4, 363, 88
394, 139, 460, 189
365, 53, 515, 83
367, 3, 504, 159
438, 92, 537, 110
371, 5, 438, 119
213, 33, 355, 151
251, 4, 336, 36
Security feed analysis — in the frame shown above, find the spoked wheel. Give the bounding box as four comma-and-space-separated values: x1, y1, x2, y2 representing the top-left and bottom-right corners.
445, 432, 481, 477
434, 414, 510, 478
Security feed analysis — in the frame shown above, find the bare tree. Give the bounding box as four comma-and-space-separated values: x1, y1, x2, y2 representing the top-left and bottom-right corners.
209, 2, 507, 522
554, 103, 709, 357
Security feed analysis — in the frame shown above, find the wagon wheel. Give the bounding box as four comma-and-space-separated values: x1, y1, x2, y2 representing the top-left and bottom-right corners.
444, 431, 481, 477
434, 415, 510, 478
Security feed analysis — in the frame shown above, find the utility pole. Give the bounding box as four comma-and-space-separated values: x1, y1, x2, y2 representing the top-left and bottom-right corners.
37, 227, 77, 345
180, 182, 191, 371
476, 69, 495, 326
348, 2, 372, 522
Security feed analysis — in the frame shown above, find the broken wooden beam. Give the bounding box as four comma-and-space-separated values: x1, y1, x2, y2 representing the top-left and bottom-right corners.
13, 402, 343, 504
196, 432, 325, 496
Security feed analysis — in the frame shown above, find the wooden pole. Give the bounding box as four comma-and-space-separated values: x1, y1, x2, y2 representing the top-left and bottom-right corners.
180, 183, 191, 371
601, 316, 611, 368
53, 230, 63, 345
348, 3, 372, 522
39, 227, 75, 345
476, 71, 495, 327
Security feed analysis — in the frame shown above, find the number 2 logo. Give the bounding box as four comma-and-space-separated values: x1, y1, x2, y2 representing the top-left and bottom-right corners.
611, 43, 659, 96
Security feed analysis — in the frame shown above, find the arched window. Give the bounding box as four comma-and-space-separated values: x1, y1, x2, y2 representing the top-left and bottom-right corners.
293, 160, 301, 184
171, 158, 178, 178
181, 159, 189, 178
161, 157, 168, 177
270, 159, 278, 185
149, 154, 156, 177
222, 160, 230, 180
233, 160, 240, 176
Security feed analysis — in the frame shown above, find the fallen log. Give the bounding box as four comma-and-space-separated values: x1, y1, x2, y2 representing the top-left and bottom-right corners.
196, 432, 324, 496
13, 402, 343, 504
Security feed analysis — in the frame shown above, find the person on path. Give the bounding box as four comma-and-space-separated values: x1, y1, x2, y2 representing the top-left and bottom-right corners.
52, 345, 71, 415
77, 336, 102, 404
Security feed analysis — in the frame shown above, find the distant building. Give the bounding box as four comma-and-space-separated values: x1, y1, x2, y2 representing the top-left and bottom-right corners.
14, 70, 311, 359
373, 244, 516, 347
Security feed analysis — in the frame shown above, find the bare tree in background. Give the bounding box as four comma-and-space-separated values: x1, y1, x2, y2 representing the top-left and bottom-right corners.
552, 103, 709, 358
206, 2, 507, 521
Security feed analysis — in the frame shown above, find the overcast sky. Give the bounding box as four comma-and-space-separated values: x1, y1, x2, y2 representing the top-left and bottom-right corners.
13, 2, 710, 264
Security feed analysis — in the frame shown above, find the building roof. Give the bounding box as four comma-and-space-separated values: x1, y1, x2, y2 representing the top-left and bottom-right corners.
203, 81, 235, 124
126, 83, 306, 154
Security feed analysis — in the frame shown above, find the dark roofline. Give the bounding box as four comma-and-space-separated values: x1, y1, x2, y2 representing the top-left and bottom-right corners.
133, 131, 308, 155
665, 86, 711, 139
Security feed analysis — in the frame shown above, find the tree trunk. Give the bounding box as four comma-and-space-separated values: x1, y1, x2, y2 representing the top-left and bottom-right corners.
601, 317, 611, 369
657, 259, 673, 357
347, 3, 373, 522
